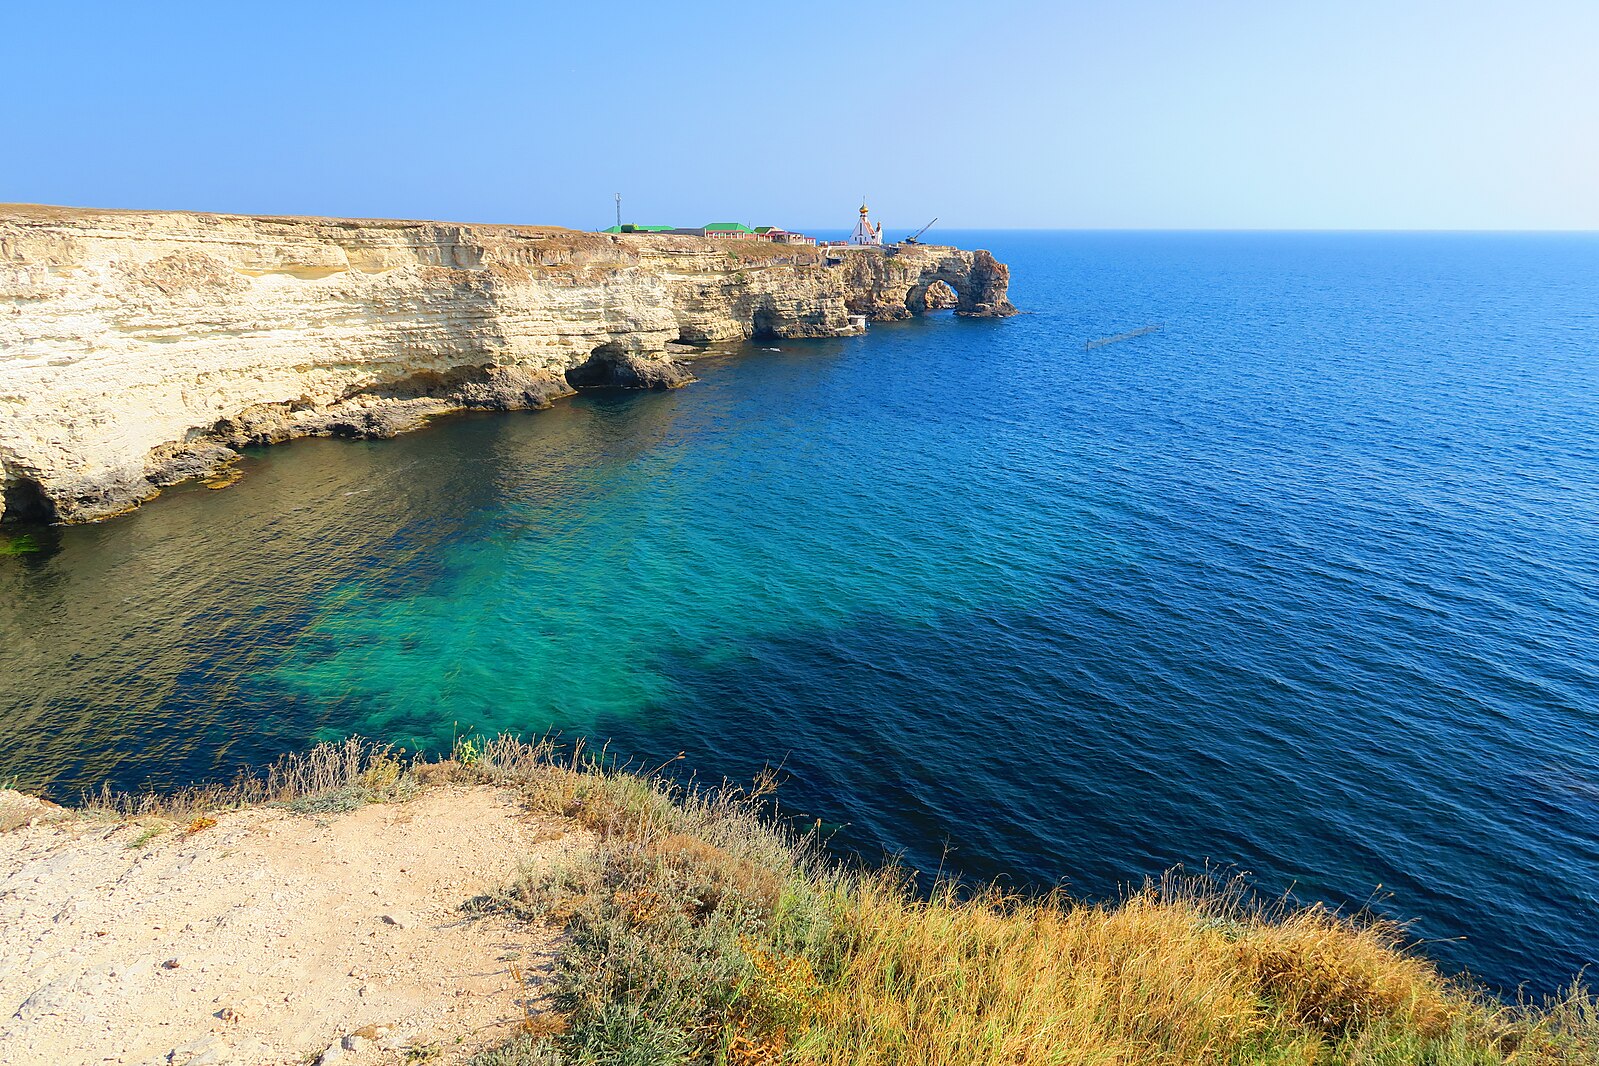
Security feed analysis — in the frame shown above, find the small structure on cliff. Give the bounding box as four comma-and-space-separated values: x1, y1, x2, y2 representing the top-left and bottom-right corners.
764, 227, 816, 246
848, 201, 884, 246
606, 220, 817, 244
703, 223, 755, 239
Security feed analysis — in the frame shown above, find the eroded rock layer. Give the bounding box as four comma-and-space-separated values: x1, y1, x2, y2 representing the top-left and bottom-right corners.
0, 205, 1015, 522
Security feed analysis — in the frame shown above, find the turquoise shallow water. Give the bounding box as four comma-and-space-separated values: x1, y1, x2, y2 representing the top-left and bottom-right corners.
2, 232, 1597, 994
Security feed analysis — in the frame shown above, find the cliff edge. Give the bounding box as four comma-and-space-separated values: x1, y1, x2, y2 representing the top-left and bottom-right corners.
5, 738, 1587, 1066
0, 205, 1016, 523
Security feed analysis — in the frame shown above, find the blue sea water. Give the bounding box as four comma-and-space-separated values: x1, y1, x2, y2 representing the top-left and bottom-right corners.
2, 231, 1597, 995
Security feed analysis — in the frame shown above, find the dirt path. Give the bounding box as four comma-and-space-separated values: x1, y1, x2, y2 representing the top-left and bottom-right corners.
0, 786, 584, 1065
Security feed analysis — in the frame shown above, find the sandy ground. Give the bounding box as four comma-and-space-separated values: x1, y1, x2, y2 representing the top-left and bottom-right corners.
0, 786, 586, 1065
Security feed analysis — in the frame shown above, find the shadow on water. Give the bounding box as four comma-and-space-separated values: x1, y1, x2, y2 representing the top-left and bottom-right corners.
591, 603, 1599, 997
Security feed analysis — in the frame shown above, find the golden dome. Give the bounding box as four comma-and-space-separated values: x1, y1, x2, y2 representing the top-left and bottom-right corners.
859, 203, 869, 215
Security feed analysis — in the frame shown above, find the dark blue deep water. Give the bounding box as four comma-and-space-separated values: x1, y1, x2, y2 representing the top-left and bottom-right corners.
2, 232, 1597, 995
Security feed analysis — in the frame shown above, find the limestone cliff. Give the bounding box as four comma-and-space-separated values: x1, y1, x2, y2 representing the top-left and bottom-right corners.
0, 205, 1016, 523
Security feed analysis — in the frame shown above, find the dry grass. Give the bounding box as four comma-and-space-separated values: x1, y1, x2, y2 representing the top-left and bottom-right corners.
772, 875, 1527, 1066
80, 736, 417, 821
791, 879, 1264, 1064
457, 737, 1598, 1066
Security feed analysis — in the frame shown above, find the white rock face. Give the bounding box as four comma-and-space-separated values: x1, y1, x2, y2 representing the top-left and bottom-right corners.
0, 205, 1012, 522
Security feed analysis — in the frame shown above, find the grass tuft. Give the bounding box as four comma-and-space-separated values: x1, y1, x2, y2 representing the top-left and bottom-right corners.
80, 737, 422, 821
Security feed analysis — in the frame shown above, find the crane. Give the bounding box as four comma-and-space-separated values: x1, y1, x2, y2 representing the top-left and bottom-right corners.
901, 218, 938, 245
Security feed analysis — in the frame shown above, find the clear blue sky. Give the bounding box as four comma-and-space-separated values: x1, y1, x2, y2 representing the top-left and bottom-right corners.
4, 1, 1595, 230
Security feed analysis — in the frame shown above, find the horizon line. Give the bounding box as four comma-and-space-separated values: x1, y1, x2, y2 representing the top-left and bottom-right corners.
5, 204, 1595, 235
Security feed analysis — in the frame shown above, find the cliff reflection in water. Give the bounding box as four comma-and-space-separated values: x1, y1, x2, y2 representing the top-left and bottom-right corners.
0, 373, 713, 795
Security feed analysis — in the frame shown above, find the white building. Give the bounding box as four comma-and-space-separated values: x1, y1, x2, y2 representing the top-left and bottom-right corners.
848, 201, 883, 246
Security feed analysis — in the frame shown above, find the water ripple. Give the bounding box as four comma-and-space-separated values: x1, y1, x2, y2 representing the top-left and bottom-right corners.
2, 232, 1597, 994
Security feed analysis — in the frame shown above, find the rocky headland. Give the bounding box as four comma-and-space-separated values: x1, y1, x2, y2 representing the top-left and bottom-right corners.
0, 205, 1015, 524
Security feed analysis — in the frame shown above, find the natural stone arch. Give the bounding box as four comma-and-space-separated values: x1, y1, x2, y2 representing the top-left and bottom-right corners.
897, 250, 1017, 320
565, 342, 693, 391
751, 302, 780, 339
0, 461, 58, 524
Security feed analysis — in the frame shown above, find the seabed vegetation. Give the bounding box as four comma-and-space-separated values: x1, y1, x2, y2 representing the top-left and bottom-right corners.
0, 533, 40, 555
65, 738, 1599, 1065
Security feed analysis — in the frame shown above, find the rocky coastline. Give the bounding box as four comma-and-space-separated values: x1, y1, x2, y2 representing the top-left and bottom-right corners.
0, 205, 1015, 524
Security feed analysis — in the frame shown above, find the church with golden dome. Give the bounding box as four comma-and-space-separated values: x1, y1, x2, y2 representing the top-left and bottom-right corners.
848, 201, 884, 246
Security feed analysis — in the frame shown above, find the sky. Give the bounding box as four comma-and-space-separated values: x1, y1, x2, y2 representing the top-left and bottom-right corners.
3, 1, 1595, 230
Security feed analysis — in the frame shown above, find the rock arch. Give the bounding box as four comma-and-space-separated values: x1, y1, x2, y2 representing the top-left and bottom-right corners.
565, 343, 694, 391
0, 461, 58, 525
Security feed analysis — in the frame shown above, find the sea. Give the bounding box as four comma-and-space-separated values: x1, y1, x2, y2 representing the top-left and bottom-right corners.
2, 231, 1596, 996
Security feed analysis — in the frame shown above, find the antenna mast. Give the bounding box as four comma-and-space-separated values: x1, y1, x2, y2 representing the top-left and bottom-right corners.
615, 193, 622, 229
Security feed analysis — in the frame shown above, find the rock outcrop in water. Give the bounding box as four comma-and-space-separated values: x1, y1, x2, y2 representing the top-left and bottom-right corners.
0, 205, 1016, 523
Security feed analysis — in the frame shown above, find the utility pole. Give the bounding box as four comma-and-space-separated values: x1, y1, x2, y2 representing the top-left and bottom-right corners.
615, 193, 622, 229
